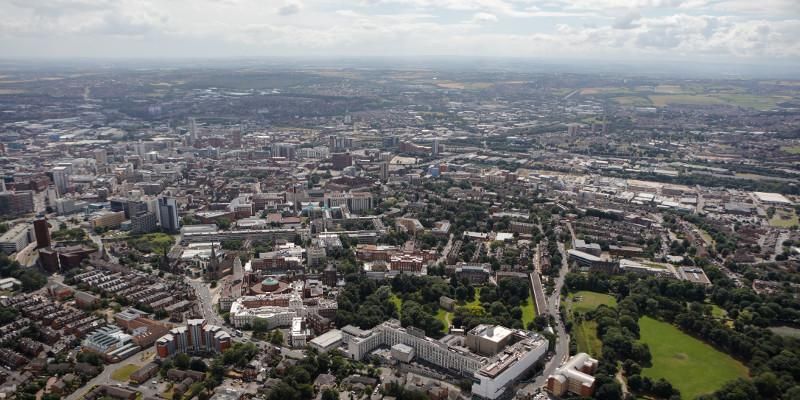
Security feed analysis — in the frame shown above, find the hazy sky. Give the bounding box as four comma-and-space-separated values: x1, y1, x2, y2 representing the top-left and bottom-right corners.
1, 0, 798, 64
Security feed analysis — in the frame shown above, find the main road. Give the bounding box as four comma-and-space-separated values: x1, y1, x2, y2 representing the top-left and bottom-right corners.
530, 241, 571, 390
188, 278, 225, 327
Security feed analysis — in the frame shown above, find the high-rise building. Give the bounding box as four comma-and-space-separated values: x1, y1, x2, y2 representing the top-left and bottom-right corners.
94, 149, 107, 165
188, 117, 198, 144
0, 191, 34, 217
52, 166, 69, 196
33, 217, 50, 249
131, 212, 158, 234
432, 138, 440, 156
232, 125, 242, 148
331, 153, 352, 170
158, 197, 180, 233
155, 319, 231, 358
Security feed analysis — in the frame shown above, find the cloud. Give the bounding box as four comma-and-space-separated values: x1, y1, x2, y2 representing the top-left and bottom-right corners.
277, 2, 301, 16
613, 11, 641, 29
470, 12, 498, 23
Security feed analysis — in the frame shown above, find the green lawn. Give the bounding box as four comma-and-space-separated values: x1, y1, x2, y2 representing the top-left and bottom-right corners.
436, 308, 452, 330
575, 320, 603, 355
389, 293, 403, 315
781, 145, 800, 155
521, 295, 536, 328
711, 304, 728, 319
111, 364, 140, 382
769, 210, 799, 228
568, 291, 617, 314
639, 317, 749, 399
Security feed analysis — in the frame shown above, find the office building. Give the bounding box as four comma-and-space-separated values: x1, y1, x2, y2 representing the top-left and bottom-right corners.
33, 217, 51, 248
90, 211, 125, 229
272, 143, 297, 160
547, 353, 599, 397
0, 224, 32, 254
155, 319, 231, 358
52, 166, 70, 195
158, 197, 180, 233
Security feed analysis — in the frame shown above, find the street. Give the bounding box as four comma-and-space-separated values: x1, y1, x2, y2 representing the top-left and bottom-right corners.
530, 241, 571, 390
188, 278, 225, 327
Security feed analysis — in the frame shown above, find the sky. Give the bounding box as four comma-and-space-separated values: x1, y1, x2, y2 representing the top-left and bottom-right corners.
0, 0, 798, 66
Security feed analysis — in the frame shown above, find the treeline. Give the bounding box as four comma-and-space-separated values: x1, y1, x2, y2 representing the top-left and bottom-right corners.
566, 271, 800, 400
0, 253, 47, 292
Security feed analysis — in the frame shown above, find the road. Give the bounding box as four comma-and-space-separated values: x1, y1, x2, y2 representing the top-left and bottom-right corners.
530, 241, 571, 390
88, 231, 119, 264
66, 350, 143, 400
188, 278, 225, 327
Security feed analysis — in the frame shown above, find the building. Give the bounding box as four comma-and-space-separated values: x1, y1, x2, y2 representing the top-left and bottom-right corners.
155, 319, 231, 358
82, 325, 140, 363
91, 211, 125, 229
678, 266, 712, 286
290, 317, 311, 348
308, 329, 342, 353
0, 191, 34, 216
131, 212, 158, 234
0, 224, 32, 254
547, 353, 599, 397
453, 263, 492, 284
158, 197, 180, 233
323, 192, 373, 213
52, 166, 70, 195
331, 152, 353, 170
567, 249, 619, 273
33, 217, 50, 248
342, 320, 548, 400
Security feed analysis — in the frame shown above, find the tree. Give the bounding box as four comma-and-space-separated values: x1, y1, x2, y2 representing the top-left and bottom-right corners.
190, 358, 208, 372
269, 330, 284, 345
322, 389, 338, 400
174, 353, 191, 369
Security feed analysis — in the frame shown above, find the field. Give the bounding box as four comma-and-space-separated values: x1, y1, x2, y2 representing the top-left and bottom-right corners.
575, 320, 603, 355
436, 308, 452, 329
781, 146, 800, 155
567, 291, 617, 314
566, 291, 617, 357
711, 304, 728, 319
770, 326, 800, 338
769, 210, 799, 228
111, 364, 140, 382
649, 95, 725, 107
613, 96, 652, 106
521, 295, 536, 328
639, 317, 749, 399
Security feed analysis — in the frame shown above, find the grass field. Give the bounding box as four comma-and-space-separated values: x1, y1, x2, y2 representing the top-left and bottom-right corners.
639, 317, 748, 399
769, 210, 799, 228
711, 304, 728, 319
436, 308, 452, 330
770, 326, 800, 338
389, 293, 403, 315
575, 320, 603, 355
521, 295, 536, 328
568, 291, 617, 314
649, 94, 725, 107
613, 96, 653, 106
111, 364, 140, 382
781, 145, 800, 155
